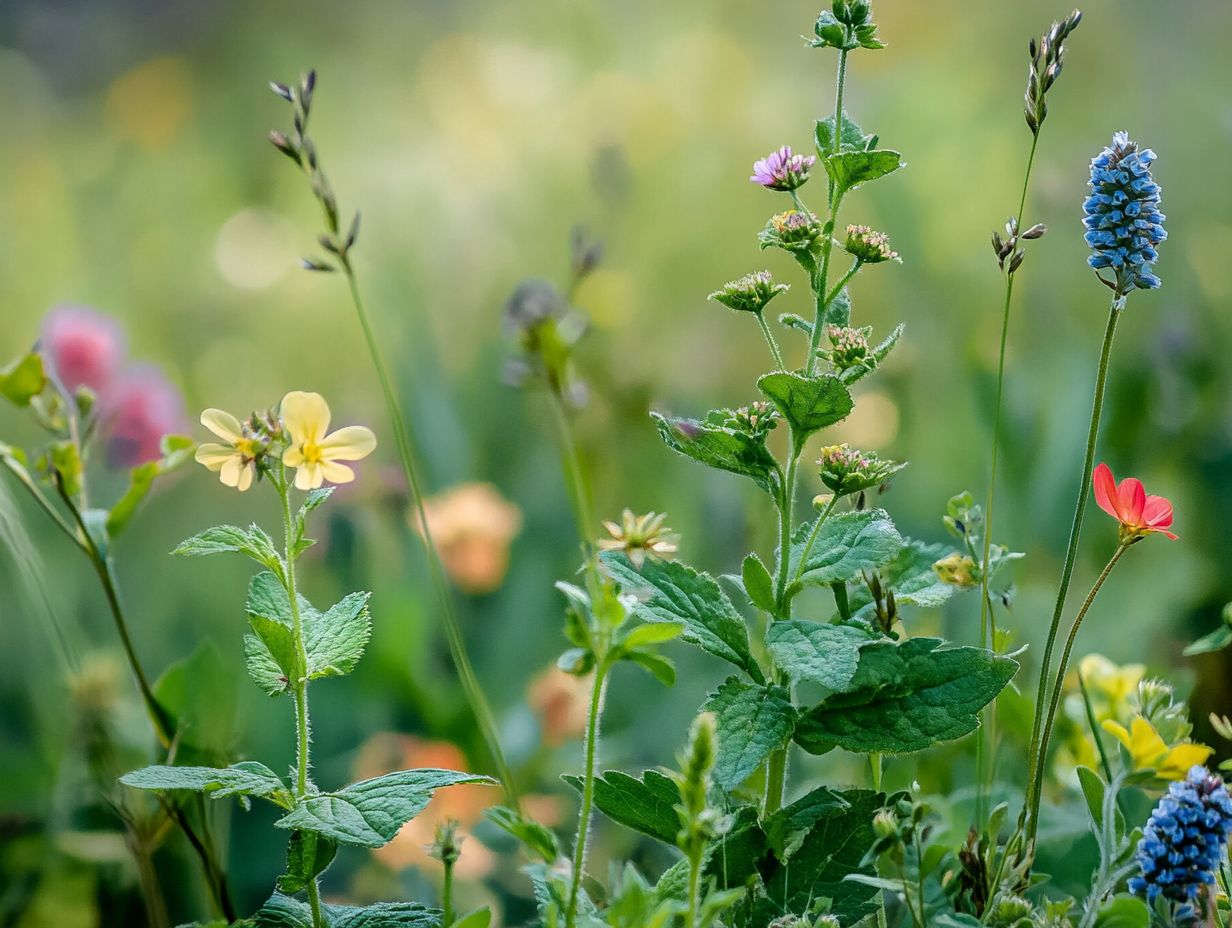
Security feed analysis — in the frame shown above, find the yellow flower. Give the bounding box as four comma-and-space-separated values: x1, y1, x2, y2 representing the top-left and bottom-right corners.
1101, 716, 1213, 781
195, 408, 260, 491
281, 391, 376, 490
1077, 653, 1144, 717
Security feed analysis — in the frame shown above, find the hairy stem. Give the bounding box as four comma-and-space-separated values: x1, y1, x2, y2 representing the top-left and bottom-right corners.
685, 839, 704, 928
340, 259, 519, 808
567, 664, 609, 928
1023, 297, 1123, 842
756, 311, 786, 370
793, 492, 841, 583
772, 433, 802, 615
441, 855, 455, 927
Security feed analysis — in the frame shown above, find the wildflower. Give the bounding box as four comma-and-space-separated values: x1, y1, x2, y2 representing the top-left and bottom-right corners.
598, 509, 678, 569
281, 391, 376, 490
934, 553, 978, 589
1128, 766, 1232, 908
1075, 653, 1145, 720
1101, 717, 1212, 781
427, 819, 462, 867
818, 443, 905, 495
195, 408, 266, 491
750, 146, 816, 191
40, 305, 126, 394
1092, 462, 1177, 542
1083, 132, 1166, 294
101, 365, 187, 468
729, 401, 780, 440
413, 483, 523, 594
820, 324, 873, 376
843, 224, 899, 264
708, 270, 789, 315
760, 209, 823, 254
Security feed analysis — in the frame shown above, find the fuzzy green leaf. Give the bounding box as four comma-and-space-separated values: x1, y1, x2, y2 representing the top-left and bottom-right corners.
703, 677, 796, 790
1090, 896, 1150, 928
254, 893, 441, 928
814, 112, 873, 156
293, 487, 334, 556
788, 508, 904, 590
849, 539, 960, 620
762, 785, 851, 859
623, 650, 677, 686
274, 769, 494, 848
794, 637, 1017, 754
823, 149, 903, 200
756, 371, 853, 437
765, 620, 881, 692
741, 553, 775, 612
483, 805, 559, 863
106, 435, 195, 537
0, 353, 47, 406
174, 524, 284, 580
601, 552, 761, 681
651, 411, 780, 496
562, 769, 681, 845
278, 829, 338, 895
120, 761, 292, 810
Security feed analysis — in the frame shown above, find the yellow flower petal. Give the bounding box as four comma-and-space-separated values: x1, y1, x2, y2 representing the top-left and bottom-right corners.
283, 445, 306, 467
1158, 742, 1214, 781
195, 443, 236, 470
236, 460, 255, 492
281, 391, 330, 445
294, 461, 324, 490
319, 425, 376, 462
220, 456, 244, 488
201, 408, 243, 442
319, 460, 355, 484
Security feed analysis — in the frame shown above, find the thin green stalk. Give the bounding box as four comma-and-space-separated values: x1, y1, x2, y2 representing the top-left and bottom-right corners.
824, 259, 861, 309
546, 387, 597, 559
567, 664, 609, 928
793, 492, 840, 583
1077, 670, 1115, 787
870, 753, 882, 791
755, 311, 786, 370
772, 432, 802, 615
441, 856, 454, 927
685, 843, 704, 928
763, 746, 788, 818
1023, 297, 1123, 842
339, 259, 519, 808
1029, 542, 1129, 837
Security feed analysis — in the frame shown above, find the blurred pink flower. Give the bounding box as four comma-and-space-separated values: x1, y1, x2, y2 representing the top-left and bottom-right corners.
102, 365, 187, 467
40, 305, 126, 394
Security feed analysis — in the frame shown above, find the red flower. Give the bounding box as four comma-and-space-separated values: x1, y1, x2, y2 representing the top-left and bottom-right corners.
1093, 462, 1177, 541
40, 305, 126, 394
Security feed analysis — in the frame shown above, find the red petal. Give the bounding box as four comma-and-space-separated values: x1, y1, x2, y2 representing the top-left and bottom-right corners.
1117, 477, 1146, 525
1143, 494, 1174, 528
1092, 463, 1119, 521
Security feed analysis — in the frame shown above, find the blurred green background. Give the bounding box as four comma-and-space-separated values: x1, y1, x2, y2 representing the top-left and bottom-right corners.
3, 0, 1232, 923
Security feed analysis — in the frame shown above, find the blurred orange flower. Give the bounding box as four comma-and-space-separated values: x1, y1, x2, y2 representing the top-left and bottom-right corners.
412, 483, 522, 594
528, 665, 592, 748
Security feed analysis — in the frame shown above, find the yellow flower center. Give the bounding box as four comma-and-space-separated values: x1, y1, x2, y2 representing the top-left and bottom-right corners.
300, 440, 323, 465
235, 437, 258, 458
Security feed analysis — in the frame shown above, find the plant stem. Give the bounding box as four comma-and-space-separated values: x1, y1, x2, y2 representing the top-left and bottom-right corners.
1029, 542, 1129, 838
1077, 670, 1115, 787
441, 856, 454, 927
793, 492, 840, 583
824, 260, 861, 310
755, 311, 786, 371
870, 752, 882, 791
567, 663, 609, 928
339, 259, 519, 808
685, 841, 704, 928
772, 432, 802, 615
546, 386, 597, 560
763, 746, 788, 818
1022, 296, 1123, 842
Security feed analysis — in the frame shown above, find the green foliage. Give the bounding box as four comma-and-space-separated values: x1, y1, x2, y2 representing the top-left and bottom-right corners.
153, 642, 236, 762
765, 620, 881, 692
0, 353, 47, 407
1183, 601, 1232, 655
292, 486, 334, 556
274, 769, 495, 848
651, 410, 780, 496
822, 149, 903, 201
741, 552, 775, 613
848, 538, 961, 620
448, 909, 492, 928
703, 676, 796, 790
814, 112, 876, 155
482, 805, 560, 863
787, 508, 904, 592
253, 892, 441, 927
278, 830, 338, 895
600, 551, 762, 682
794, 637, 1017, 754
106, 435, 195, 537
120, 761, 293, 811
756, 371, 853, 439
561, 769, 681, 845
175, 523, 286, 581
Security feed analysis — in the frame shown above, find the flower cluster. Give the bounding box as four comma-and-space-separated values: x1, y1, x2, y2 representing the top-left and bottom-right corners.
761, 209, 823, 253
934, 553, 978, 588
729, 401, 781, 440
708, 270, 789, 315
818, 443, 905, 495
1083, 132, 1166, 293
1128, 766, 1232, 907
598, 509, 678, 569
750, 146, 816, 191
1093, 462, 1177, 542
844, 224, 898, 264
820, 324, 872, 375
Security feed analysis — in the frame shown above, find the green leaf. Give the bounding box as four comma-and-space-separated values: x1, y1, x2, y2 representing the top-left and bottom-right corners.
762, 785, 850, 859
254, 893, 441, 928
120, 761, 292, 810
1184, 604, 1232, 655
619, 622, 685, 650
174, 524, 284, 580
823, 149, 903, 200
788, 509, 904, 590
278, 829, 338, 894
651, 411, 779, 496
449, 909, 491, 928
842, 323, 904, 385
293, 487, 334, 556
153, 642, 236, 762
765, 621, 881, 692
601, 552, 761, 681
274, 768, 494, 848
756, 371, 853, 438
483, 805, 559, 863
849, 539, 961, 620
623, 650, 677, 686
1090, 896, 1150, 928
106, 435, 194, 537
704, 677, 796, 790
794, 637, 1017, 754
0, 353, 47, 406
814, 112, 874, 156
703, 804, 768, 891
310, 591, 373, 678
562, 769, 681, 845
741, 553, 775, 612
1076, 765, 1125, 841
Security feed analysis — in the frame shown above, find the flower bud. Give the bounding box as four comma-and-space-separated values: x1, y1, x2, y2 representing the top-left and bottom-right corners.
708, 270, 789, 315
760, 210, 823, 255
843, 224, 898, 264
818, 443, 905, 495
933, 553, 978, 588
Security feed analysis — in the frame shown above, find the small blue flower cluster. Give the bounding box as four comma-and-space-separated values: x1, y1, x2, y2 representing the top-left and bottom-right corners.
1083, 131, 1166, 293
1129, 766, 1232, 908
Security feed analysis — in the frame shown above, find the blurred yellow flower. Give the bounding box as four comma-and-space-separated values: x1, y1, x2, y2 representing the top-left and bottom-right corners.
281, 391, 376, 490
413, 483, 522, 594
1077, 653, 1144, 718
1101, 717, 1213, 781
195, 408, 259, 491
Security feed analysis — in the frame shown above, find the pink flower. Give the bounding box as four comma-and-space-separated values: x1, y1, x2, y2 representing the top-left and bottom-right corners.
1093, 462, 1177, 541
750, 146, 816, 191
40, 305, 126, 394
102, 365, 187, 468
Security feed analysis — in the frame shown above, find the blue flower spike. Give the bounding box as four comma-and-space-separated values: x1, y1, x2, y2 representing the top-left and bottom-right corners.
1083, 131, 1166, 295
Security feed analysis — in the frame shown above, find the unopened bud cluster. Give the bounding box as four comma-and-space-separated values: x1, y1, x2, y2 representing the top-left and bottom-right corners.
819, 324, 872, 376
730, 402, 781, 441
844, 225, 898, 264
1025, 10, 1082, 135
818, 443, 905, 495
811, 0, 885, 51
991, 215, 1046, 273
708, 270, 790, 315
761, 210, 824, 254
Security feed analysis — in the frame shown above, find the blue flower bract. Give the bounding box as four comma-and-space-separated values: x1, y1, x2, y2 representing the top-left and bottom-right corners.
1083, 131, 1166, 294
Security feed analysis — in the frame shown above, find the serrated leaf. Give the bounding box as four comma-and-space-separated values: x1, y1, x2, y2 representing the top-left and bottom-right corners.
787, 508, 904, 590
310, 591, 372, 678
741, 553, 775, 612
483, 805, 559, 862
756, 371, 853, 437
762, 785, 850, 859
651, 411, 780, 496
293, 487, 334, 556
849, 539, 961, 620
601, 552, 761, 681
274, 768, 494, 848
562, 769, 681, 845
254, 892, 441, 928
278, 829, 338, 894
0, 353, 46, 406
794, 637, 1017, 754
814, 112, 872, 156
623, 650, 676, 686
704, 677, 796, 790
175, 524, 284, 580
765, 620, 880, 692
823, 149, 903, 200
120, 761, 292, 809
